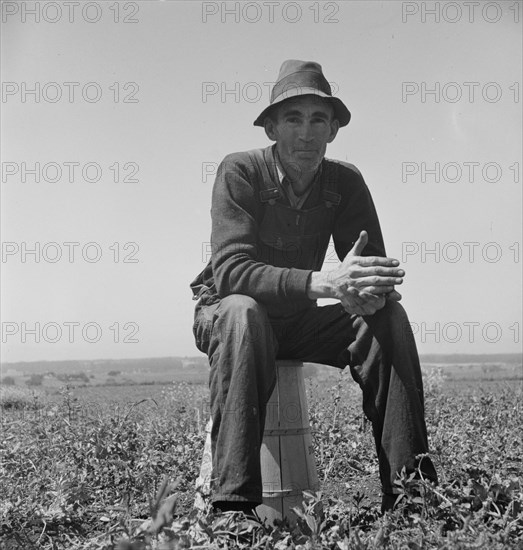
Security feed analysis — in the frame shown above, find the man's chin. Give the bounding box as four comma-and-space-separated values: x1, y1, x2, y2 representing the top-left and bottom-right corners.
292, 156, 321, 174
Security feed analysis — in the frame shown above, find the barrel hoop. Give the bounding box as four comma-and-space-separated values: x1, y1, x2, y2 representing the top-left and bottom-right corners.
262, 489, 305, 497
264, 427, 311, 436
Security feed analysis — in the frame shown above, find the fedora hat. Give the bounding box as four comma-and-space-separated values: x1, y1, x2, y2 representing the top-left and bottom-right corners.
253, 60, 351, 127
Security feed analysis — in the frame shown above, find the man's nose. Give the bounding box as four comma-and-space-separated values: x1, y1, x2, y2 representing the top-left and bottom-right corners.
298, 122, 314, 141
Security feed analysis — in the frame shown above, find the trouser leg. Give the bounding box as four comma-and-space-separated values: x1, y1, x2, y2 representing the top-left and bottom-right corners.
347, 302, 438, 493
193, 296, 437, 503
275, 301, 438, 494
193, 294, 278, 504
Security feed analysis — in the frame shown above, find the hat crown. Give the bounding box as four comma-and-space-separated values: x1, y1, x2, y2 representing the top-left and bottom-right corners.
271, 59, 332, 103
253, 59, 351, 127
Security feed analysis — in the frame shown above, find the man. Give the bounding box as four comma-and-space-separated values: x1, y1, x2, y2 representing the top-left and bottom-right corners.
190, 60, 438, 515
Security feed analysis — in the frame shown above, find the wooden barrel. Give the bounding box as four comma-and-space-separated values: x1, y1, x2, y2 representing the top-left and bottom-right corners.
194, 418, 213, 512
194, 360, 319, 524
256, 360, 319, 524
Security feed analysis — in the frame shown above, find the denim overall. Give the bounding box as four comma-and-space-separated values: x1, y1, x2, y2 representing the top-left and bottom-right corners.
251, 146, 341, 317
192, 148, 438, 506
258, 155, 340, 267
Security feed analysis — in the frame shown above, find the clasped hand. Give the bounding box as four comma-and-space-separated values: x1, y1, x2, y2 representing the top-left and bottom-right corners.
329, 231, 404, 316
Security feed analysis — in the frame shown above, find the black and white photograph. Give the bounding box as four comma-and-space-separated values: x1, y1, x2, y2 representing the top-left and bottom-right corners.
1, 1, 522, 548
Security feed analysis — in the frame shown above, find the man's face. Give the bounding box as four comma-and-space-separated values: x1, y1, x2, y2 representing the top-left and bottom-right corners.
264, 95, 339, 178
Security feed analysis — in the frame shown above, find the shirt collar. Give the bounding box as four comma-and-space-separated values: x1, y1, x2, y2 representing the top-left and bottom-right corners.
272, 147, 323, 185
276, 162, 285, 184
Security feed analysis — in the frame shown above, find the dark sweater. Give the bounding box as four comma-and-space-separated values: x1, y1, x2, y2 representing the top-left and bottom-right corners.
190, 146, 385, 317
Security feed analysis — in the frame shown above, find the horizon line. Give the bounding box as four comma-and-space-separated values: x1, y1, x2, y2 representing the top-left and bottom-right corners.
2, 351, 522, 367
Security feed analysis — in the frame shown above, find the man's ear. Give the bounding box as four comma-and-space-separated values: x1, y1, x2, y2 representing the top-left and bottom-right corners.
264, 117, 278, 141
327, 118, 340, 143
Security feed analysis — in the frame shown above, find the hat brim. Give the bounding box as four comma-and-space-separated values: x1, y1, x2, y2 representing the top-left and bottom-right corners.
253, 91, 351, 127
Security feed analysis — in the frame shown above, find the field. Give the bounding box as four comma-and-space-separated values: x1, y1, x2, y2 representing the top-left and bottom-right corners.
0, 359, 522, 549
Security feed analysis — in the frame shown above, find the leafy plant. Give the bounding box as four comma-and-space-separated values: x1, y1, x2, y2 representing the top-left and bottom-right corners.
1, 371, 522, 549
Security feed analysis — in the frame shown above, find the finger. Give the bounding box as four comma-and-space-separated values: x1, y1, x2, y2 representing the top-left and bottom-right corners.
345, 287, 362, 299
351, 293, 368, 307
357, 256, 401, 268
353, 303, 373, 315
386, 290, 402, 302
352, 276, 403, 288
359, 292, 380, 306
359, 292, 387, 305
345, 305, 366, 316
343, 288, 388, 309
350, 265, 405, 278
347, 230, 368, 257
340, 290, 368, 313
358, 290, 382, 301
340, 297, 365, 316
362, 298, 387, 314
359, 285, 395, 295
360, 304, 378, 315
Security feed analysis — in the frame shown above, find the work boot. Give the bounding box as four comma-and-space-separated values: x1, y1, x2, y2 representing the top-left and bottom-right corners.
381, 493, 398, 513
212, 500, 259, 520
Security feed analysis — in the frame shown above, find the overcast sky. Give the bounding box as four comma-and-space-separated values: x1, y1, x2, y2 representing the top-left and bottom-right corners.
1, 0, 522, 363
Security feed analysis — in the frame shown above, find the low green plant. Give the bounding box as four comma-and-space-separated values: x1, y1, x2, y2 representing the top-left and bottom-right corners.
1, 375, 521, 549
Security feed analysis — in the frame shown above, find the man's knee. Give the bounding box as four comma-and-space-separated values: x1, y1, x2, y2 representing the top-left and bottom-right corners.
219, 294, 267, 321
385, 301, 414, 343
216, 294, 271, 344
370, 301, 415, 346
382, 300, 408, 323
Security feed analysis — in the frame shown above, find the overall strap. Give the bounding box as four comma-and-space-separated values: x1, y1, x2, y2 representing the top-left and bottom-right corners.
247, 146, 282, 205
321, 159, 342, 208
247, 147, 342, 208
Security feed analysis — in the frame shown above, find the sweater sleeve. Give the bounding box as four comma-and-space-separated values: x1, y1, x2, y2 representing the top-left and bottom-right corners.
210, 153, 314, 305
332, 163, 386, 261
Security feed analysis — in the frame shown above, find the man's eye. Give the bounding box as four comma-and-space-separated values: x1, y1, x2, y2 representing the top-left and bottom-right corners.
286, 117, 300, 123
